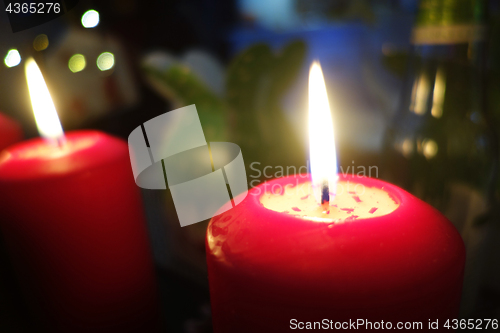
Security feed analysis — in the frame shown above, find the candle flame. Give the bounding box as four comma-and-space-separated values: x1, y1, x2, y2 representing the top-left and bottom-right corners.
25, 57, 64, 142
308, 61, 337, 205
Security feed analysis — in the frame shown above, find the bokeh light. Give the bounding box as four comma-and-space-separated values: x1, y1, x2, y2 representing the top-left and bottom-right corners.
81, 10, 100, 28
4, 49, 21, 68
68, 54, 86, 73
96, 52, 115, 71
423, 139, 438, 159
401, 138, 413, 158
33, 34, 49, 51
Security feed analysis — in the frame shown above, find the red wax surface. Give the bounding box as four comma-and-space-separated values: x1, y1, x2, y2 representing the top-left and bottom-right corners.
0, 130, 160, 332
0, 112, 22, 151
206, 174, 465, 332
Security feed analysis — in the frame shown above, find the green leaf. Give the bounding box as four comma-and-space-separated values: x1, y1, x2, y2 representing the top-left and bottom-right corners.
225, 41, 308, 171
143, 64, 228, 142
268, 40, 307, 101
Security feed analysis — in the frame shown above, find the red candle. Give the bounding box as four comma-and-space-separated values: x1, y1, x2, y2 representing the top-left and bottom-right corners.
0, 58, 159, 332
0, 112, 22, 151
205, 62, 465, 332
206, 174, 465, 332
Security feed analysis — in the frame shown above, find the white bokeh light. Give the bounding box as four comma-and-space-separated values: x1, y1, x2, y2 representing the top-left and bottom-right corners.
81, 10, 100, 28
97, 52, 115, 71
4, 49, 21, 68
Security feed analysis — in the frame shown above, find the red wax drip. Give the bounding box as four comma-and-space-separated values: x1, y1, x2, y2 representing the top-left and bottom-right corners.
352, 195, 362, 203
292, 207, 301, 212
369, 207, 378, 214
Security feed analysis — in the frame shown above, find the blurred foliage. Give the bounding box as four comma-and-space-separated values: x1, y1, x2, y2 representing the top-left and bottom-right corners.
226, 41, 307, 170
381, 12, 500, 208
415, 0, 484, 27
382, 12, 500, 125
488, 13, 500, 127
381, 15, 500, 124
142, 40, 307, 174
142, 64, 228, 142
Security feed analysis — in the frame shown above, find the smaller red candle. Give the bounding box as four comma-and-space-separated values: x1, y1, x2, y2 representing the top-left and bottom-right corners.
0, 58, 160, 332
0, 112, 22, 151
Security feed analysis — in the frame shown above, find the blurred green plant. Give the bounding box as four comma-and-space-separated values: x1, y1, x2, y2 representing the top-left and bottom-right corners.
142, 41, 307, 175
381, 13, 500, 221
142, 64, 228, 142
226, 41, 307, 170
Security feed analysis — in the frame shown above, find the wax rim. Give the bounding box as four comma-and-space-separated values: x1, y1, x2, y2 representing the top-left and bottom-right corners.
245, 174, 403, 223
259, 179, 400, 223
0, 130, 128, 182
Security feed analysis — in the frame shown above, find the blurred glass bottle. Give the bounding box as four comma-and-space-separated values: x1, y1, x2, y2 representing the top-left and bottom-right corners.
382, 0, 498, 317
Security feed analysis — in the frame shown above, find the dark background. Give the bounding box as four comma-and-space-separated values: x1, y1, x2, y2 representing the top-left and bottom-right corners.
0, 1, 499, 332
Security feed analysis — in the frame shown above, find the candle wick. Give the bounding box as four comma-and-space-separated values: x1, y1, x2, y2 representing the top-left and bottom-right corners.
55, 136, 66, 148
321, 180, 329, 208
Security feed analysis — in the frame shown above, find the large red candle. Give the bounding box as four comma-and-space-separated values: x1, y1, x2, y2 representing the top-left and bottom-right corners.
0, 130, 160, 332
206, 174, 465, 332
206, 62, 465, 332
0, 112, 22, 151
